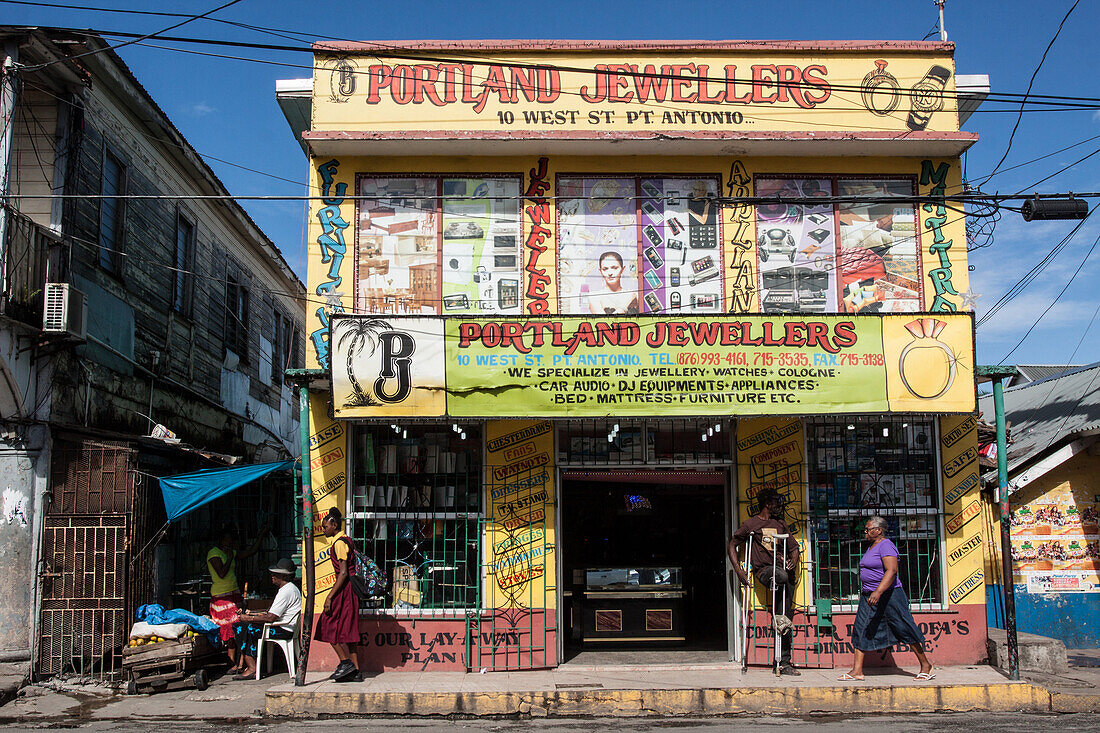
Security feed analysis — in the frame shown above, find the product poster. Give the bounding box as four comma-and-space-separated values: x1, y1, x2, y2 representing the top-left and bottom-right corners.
356, 176, 524, 317
356, 176, 440, 314
1011, 482, 1100, 592
557, 177, 639, 315
836, 179, 921, 313
440, 177, 523, 314
755, 177, 836, 313
556, 176, 723, 316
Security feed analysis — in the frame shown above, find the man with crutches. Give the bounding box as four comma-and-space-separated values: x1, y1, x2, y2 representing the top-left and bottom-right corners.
728, 488, 801, 676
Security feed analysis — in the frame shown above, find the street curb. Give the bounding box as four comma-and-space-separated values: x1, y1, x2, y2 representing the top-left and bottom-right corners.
265, 682, 1055, 718
1049, 691, 1100, 713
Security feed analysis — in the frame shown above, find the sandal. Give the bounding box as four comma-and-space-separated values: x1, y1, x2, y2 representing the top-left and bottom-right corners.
914, 671, 936, 681
837, 672, 863, 681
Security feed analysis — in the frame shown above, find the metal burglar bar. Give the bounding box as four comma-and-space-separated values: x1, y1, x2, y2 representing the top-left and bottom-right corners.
349, 425, 482, 616
806, 416, 943, 609
38, 515, 129, 678
48, 439, 132, 515
38, 438, 139, 681
468, 457, 554, 672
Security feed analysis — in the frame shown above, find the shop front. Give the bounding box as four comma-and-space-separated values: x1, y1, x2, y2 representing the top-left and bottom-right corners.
287, 39, 987, 673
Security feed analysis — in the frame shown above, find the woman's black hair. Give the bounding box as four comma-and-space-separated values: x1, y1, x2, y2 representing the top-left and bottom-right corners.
325, 506, 343, 523
598, 251, 624, 267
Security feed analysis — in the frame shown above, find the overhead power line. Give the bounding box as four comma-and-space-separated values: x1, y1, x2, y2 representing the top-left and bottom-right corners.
5, 191, 1098, 205
19, 0, 247, 72
999, 223, 1100, 364
976, 208, 1095, 328
8, 19, 1100, 111
976, 0, 1082, 186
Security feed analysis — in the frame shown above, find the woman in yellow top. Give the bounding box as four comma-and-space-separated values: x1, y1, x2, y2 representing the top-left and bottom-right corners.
207, 526, 265, 671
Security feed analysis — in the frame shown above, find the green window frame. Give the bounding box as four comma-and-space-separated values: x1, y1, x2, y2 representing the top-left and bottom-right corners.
348, 424, 483, 615
806, 415, 944, 610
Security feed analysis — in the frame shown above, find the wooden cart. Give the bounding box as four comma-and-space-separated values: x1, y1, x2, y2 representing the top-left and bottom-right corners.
122, 635, 222, 694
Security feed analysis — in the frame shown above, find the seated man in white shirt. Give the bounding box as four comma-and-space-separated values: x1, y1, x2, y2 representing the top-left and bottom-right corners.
230, 558, 302, 679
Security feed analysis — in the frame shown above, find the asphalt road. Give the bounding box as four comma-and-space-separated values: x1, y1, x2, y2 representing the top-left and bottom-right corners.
0, 714, 1092, 732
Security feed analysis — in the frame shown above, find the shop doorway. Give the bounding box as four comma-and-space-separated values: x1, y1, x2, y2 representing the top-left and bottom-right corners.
559, 471, 730, 664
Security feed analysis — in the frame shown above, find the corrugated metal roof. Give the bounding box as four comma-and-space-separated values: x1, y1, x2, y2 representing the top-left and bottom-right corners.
1009, 364, 1085, 386
978, 362, 1100, 472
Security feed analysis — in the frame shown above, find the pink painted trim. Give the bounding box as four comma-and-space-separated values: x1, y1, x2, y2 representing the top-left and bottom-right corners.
313, 39, 954, 54
304, 129, 978, 143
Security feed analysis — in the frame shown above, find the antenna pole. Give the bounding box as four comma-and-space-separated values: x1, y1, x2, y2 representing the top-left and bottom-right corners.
936, 1, 948, 42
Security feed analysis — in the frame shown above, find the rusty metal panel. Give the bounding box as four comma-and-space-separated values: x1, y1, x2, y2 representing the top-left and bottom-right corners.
48, 439, 133, 515
38, 515, 128, 679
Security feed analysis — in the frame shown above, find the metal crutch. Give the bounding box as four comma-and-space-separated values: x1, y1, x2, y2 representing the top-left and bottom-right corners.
772, 534, 790, 676
740, 532, 753, 674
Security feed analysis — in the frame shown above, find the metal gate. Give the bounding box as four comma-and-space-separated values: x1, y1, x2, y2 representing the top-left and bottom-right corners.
37, 438, 140, 680
37, 515, 129, 678
466, 445, 555, 672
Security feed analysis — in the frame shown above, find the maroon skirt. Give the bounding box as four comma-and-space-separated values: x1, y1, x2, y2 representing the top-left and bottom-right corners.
315, 552, 360, 644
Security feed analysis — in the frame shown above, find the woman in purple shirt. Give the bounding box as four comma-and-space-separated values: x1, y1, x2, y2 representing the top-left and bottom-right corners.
839, 516, 934, 681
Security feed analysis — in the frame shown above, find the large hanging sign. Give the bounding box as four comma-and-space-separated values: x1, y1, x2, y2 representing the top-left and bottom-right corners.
314, 50, 959, 134
329, 313, 975, 419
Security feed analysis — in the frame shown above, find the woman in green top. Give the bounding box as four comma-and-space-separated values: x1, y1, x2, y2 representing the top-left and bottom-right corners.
207, 526, 265, 671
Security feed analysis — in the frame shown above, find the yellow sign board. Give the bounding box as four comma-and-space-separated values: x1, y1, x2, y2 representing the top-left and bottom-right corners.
313, 50, 960, 134
330, 313, 975, 418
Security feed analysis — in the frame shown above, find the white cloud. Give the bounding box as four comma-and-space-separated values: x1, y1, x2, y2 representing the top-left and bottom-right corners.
976, 291, 1096, 339
189, 102, 215, 116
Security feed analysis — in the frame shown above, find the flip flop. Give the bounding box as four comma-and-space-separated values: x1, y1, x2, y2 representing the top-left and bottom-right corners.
837, 672, 863, 681
915, 671, 936, 681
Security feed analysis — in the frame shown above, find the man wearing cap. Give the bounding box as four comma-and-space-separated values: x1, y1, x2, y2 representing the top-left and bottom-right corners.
230, 558, 301, 679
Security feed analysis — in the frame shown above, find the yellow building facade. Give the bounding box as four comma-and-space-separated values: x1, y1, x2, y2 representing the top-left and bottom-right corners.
290, 40, 986, 672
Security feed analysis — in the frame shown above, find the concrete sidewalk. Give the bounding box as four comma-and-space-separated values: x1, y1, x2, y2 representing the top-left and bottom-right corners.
266, 663, 1052, 717
1021, 648, 1100, 713
2, 658, 1098, 722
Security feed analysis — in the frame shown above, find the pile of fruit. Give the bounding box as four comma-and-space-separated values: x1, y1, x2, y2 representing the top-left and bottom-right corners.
127, 629, 201, 647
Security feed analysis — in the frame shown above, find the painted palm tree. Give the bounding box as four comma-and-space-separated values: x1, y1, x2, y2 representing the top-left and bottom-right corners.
336, 318, 392, 407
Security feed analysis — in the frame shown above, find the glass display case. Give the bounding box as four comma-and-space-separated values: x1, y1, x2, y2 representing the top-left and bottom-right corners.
577, 566, 686, 644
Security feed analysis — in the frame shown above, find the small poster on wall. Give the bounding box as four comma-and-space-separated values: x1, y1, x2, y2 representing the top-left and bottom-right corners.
1011, 482, 1100, 592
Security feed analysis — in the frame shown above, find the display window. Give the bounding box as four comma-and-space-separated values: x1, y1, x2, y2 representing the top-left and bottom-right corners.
805, 415, 943, 609
348, 424, 483, 613
755, 176, 922, 315
354, 175, 523, 316
556, 176, 724, 315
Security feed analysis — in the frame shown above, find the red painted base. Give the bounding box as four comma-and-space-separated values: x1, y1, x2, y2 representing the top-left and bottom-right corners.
304, 604, 986, 672
305, 611, 559, 673
745, 603, 987, 669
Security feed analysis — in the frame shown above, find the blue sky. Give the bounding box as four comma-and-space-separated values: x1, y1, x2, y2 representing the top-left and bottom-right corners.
6, 0, 1100, 368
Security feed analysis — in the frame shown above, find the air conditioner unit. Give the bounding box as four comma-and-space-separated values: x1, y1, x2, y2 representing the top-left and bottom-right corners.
42, 282, 88, 340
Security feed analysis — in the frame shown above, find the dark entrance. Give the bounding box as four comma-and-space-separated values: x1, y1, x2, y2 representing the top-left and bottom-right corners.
560, 472, 728, 661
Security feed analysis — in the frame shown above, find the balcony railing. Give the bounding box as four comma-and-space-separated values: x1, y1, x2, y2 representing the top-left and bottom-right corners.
1, 206, 60, 329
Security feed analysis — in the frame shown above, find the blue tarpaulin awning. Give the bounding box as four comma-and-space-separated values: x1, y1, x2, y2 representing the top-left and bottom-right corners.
158, 460, 295, 522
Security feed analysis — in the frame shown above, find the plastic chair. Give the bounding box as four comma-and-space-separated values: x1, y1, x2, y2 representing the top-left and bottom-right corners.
256, 621, 299, 680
